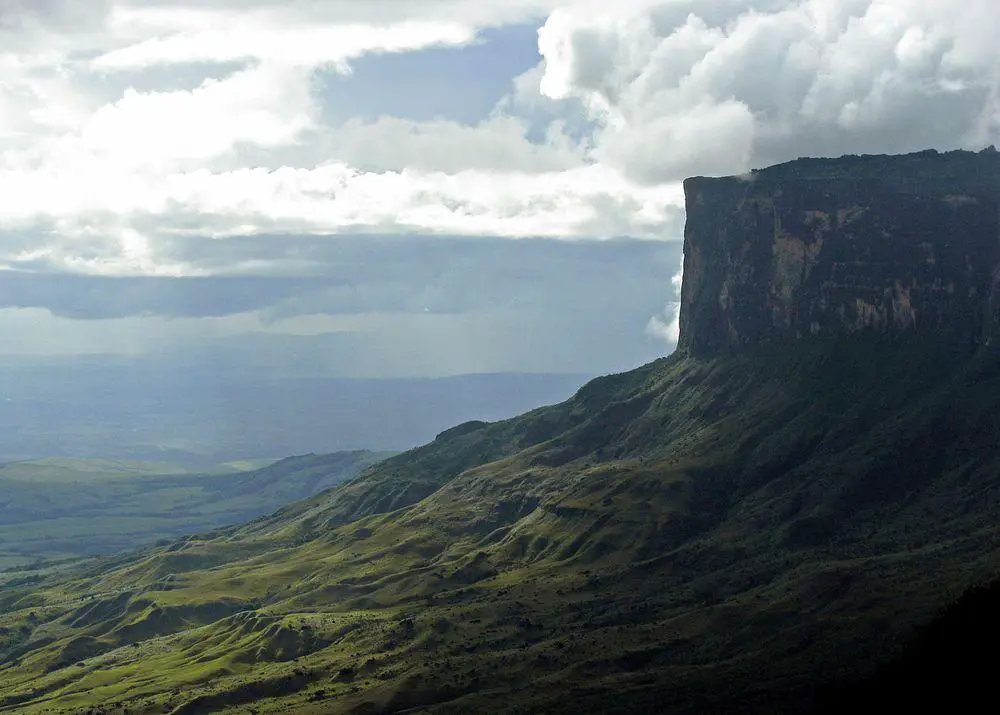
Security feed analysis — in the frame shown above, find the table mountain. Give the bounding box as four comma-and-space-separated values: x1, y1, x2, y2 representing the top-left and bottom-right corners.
1, 148, 999, 713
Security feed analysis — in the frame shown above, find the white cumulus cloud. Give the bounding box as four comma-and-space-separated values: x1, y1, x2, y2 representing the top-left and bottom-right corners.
538, 0, 1000, 183
0, 0, 996, 284
645, 263, 683, 345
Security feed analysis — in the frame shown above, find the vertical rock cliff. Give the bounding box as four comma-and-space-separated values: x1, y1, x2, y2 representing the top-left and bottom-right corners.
678, 148, 1000, 355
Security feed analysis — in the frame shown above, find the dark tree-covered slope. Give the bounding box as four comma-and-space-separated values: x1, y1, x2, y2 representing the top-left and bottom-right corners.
816, 576, 1000, 713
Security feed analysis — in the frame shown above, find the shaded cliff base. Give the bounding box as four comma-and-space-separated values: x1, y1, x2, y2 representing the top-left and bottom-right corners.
815, 575, 1000, 713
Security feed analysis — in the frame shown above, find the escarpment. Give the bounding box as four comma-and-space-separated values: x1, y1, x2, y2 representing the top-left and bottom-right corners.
678, 148, 1000, 355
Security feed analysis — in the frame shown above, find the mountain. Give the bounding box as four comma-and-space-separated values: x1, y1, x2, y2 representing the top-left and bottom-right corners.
1, 148, 999, 714
680, 147, 1000, 352
0, 453, 392, 568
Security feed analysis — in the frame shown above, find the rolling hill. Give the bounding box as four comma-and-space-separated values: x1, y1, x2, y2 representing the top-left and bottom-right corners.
0, 453, 390, 568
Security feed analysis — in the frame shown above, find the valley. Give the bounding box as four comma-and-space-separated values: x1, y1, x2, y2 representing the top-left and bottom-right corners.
0, 334, 997, 713
0, 453, 389, 569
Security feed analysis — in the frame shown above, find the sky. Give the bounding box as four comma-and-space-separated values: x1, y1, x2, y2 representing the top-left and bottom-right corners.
0, 0, 997, 377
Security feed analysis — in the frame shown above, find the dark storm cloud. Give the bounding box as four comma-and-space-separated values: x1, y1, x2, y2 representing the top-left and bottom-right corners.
0, 272, 326, 320
0, 236, 680, 322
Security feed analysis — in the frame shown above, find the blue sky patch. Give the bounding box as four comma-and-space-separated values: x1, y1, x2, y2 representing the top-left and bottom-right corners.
317, 23, 542, 125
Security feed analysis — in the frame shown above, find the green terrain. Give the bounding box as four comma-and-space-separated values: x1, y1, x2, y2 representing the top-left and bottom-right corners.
0, 453, 390, 568
0, 334, 997, 712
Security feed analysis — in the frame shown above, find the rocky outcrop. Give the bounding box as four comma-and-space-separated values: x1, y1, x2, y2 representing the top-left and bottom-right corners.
678, 148, 1000, 354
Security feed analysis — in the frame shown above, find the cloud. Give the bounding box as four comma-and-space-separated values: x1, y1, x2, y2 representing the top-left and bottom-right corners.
109, 1, 564, 30
0, 235, 680, 319
645, 263, 683, 345
81, 63, 311, 168
0, 237, 681, 377
0, 1, 688, 279
95, 11, 476, 70
313, 115, 584, 174
0, 271, 324, 319
538, 0, 1000, 183
0, 163, 684, 277
2, 0, 995, 285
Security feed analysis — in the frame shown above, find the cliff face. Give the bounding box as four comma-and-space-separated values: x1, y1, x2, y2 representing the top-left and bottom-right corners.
678, 148, 1000, 354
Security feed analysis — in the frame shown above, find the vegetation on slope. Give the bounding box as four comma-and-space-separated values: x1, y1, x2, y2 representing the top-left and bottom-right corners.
0, 452, 390, 567
816, 575, 1000, 712
0, 336, 998, 713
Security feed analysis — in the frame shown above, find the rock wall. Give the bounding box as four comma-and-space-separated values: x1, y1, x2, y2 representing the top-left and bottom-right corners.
678, 148, 1000, 354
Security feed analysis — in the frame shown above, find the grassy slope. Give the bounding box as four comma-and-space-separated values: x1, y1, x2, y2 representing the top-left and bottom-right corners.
0, 452, 390, 566
1, 337, 999, 713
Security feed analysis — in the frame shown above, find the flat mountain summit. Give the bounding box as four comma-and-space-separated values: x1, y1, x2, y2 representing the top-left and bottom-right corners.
2, 149, 1000, 713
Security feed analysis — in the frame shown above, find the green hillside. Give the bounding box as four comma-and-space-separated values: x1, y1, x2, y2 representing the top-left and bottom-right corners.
0, 453, 390, 568
0, 335, 997, 712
